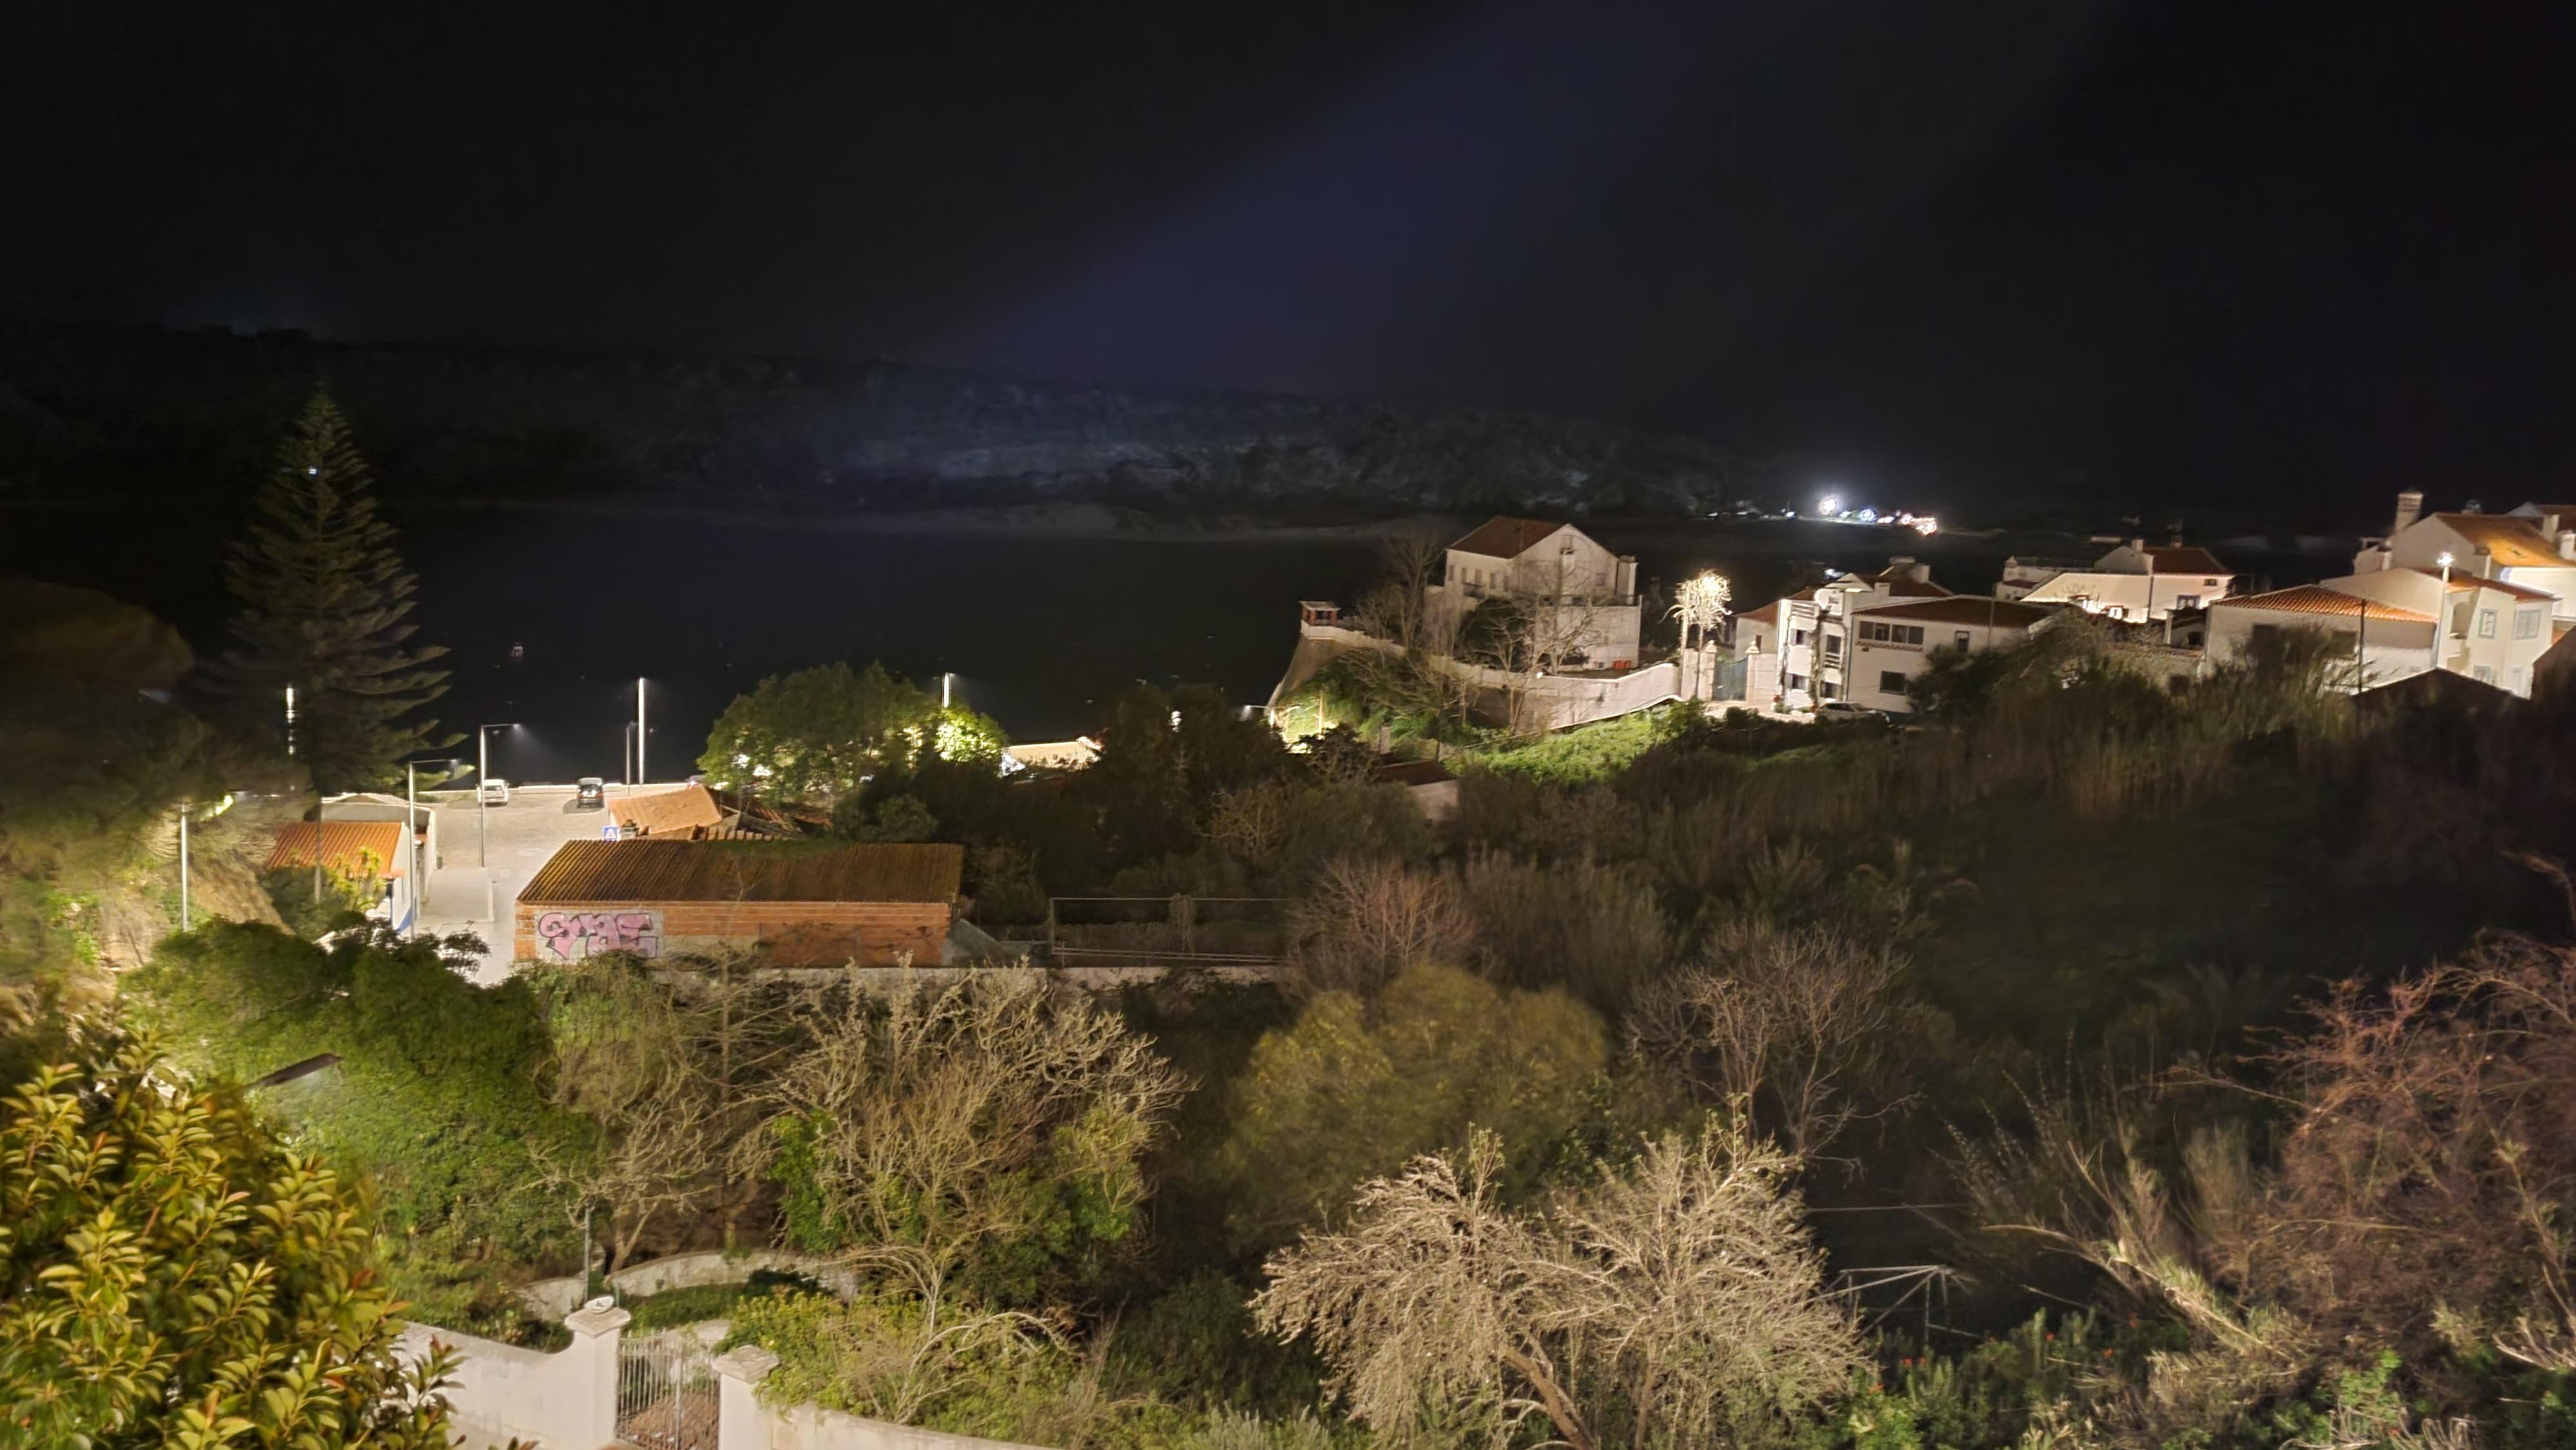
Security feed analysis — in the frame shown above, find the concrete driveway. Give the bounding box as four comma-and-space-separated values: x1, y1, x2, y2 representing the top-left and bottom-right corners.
413, 784, 622, 982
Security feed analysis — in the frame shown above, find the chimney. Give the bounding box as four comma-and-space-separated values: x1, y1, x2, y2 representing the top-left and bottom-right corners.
2560, 529, 2575, 562
1614, 555, 1637, 601
2393, 491, 2424, 534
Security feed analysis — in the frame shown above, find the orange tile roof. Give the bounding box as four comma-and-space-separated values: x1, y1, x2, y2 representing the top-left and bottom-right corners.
1737, 602, 1779, 625
2399, 567, 2559, 602
2433, 514, 2567, 569
1449, 516, 1567, 559
2143, 545, 2228, 575
612, 784, 727, 837
2211, 585, 2435, 624
1852, 598, 2058, 628
265, 821, 408, 878
519, 839, 963, 905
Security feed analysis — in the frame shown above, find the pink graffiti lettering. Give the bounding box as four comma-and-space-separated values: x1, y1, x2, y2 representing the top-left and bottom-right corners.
535, 909, 661, 961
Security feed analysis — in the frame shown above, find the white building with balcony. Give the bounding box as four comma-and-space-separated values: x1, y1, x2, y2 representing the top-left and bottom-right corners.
2353, 493, 2576, 617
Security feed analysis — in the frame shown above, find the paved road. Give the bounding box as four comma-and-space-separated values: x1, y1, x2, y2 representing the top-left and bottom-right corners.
413, 784, 642, 982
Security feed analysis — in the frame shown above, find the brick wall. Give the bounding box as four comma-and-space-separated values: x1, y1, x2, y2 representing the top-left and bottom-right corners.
515, 898, 950, 966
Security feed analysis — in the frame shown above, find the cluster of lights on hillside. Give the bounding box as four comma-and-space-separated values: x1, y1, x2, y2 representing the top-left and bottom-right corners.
1786, 492, 1938, 534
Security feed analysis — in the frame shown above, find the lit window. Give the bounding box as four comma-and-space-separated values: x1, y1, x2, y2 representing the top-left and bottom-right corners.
2175, 594, 2201, 610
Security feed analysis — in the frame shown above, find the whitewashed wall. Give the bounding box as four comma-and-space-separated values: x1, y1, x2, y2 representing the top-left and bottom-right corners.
716, 1347, 1048, 1450
401, 1302, 626, 1450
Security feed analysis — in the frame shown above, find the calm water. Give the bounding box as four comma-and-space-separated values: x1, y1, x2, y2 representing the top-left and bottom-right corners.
10, 502, 2331, 782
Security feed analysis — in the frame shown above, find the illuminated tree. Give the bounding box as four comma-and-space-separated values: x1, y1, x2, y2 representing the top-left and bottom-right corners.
1668, 570, 1732, 650
0, 1021, 466, 1447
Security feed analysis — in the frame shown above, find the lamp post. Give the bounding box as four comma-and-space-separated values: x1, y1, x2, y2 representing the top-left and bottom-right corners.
177, 793, 236, 930
635, 677, 647, 785
404, 758, 462, 939
477, 722, 517, 923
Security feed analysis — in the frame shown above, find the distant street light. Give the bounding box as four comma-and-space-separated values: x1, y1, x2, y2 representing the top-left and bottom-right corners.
2437, 551, 2454, 583
1817, 495, 1842, 518
477, 722, 517, 923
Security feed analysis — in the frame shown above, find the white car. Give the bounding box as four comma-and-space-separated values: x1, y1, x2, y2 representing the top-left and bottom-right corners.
478, 778, 511, 805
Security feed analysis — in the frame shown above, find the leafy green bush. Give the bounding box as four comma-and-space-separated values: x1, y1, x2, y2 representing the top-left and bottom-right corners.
0, 1021, 460, 1447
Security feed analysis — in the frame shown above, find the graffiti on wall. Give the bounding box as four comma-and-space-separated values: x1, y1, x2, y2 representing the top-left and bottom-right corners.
535, 909, 662, 961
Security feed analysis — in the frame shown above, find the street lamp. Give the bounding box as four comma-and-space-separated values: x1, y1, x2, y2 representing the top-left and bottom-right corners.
635, 677, 647, 786
176, 793, 236, 930
2437, 551, 2454, 583
477, 722, 518, 923
404, 757, 462, 939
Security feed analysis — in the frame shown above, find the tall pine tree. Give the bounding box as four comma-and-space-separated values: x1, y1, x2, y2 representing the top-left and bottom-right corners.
214, 393, 455, 790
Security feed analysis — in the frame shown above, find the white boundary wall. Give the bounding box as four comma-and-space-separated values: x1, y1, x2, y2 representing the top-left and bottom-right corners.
717, 1347, 1048, 1450
401, 1302, 627, 1450
1284, 623, 1683, 732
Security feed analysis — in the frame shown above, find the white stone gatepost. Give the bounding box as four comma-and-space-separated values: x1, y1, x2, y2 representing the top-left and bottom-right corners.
715, 1344, 780, 1450
558, 1299, 632, 1449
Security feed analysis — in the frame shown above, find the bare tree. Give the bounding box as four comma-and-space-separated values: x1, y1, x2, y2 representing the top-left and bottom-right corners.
531, 961, 728, 1272
749, 968, 1189, 1321
1283, 858, 1476, 999
1627, 921, 1915, 1160
1253, 1123, 1861, 1450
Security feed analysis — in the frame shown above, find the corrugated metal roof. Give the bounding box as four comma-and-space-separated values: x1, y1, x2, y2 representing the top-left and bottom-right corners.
2211, 585, 2435, 623
518, 839, 962, 905
1449, 516, 1566, 559
266, 821, 408, 878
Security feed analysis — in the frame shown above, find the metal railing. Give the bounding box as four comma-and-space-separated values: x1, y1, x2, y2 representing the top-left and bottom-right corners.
618, 1328, 719, 1450
1043, 896, 1288, 966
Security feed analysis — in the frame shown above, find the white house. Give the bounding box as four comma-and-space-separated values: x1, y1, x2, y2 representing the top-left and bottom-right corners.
2000, 540, 2233, 621
2354, 493, 2576, 618
1432, 516, 1643, 668
1837, 598, 2058, 712
1741, 558, 1989, 711
2212, 563, 2558, 697
2205, 585, 2438, 691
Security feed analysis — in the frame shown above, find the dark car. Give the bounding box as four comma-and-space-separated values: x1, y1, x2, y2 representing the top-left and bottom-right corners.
575, 777, 606, 809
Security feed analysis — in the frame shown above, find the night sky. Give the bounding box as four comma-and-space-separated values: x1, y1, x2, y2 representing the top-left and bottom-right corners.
6, 1, 2573, 506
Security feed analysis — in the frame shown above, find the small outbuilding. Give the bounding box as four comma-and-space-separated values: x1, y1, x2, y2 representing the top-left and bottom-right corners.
513, 838, 963, 966
267, 820, 417, 932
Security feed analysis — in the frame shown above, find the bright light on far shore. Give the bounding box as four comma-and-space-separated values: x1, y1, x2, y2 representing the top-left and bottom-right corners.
1817, 494, 1842, 516
1912, 516, 1938, 535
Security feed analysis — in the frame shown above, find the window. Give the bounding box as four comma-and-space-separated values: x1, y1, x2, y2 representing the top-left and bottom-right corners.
1879, 671, 1908, 695
1859, 621, 1925, 645
2478, 609, 2497, 639
2515, 608, 2541, 639
1817, 681, 1839, 700
2473, 665, 2498, 683
1791, 627, 1808, 646
1954, 630, 1972, 650
2103, 605, 2127, 621
2511, 667, 2526, 694
1822, 635, 1842, 659
2175, 594, 2201, 610
1783, 672, 1806, 690
1903, 625, 1924, 645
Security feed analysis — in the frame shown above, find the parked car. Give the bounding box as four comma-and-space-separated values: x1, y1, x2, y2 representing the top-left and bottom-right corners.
478, 778, 510, 805
1814, 701, 1888, 720
575, 777, 606, 809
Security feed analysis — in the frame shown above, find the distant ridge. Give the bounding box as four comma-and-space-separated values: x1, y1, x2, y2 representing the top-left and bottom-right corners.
0, 317, 1795, 520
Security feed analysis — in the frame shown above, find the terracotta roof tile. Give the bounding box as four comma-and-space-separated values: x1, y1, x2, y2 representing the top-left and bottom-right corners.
1852, 598, 2057, 628
1738, 602, 1779, 625
612, 784, 727, 837
1449, 516, 1567, 559
266, 821, 408, 878
2433, 514, 2566, 569
2211, 585, 2436, 624
2143, 545, 2228, 575
520, 840, 963, 905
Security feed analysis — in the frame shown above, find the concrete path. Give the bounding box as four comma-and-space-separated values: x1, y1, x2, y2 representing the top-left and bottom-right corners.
412, 783, 673, 983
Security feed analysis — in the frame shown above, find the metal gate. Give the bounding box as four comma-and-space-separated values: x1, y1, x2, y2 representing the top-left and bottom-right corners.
617, 1327, 719, 1450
